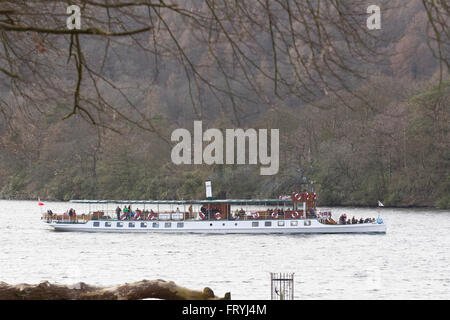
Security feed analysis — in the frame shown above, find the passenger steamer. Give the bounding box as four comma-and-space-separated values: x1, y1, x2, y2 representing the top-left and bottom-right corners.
42, 182, 386, 234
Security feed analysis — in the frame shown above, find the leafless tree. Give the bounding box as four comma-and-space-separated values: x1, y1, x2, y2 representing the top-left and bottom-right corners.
0, 0, 448, 138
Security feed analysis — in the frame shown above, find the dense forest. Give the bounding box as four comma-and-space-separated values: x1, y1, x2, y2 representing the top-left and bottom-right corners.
0, 0, 449, 208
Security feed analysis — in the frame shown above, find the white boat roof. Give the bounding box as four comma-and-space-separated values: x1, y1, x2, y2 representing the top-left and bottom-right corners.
70, 199, 293, 205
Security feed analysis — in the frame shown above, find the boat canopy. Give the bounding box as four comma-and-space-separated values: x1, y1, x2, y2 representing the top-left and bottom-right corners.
70, 199, 293, 205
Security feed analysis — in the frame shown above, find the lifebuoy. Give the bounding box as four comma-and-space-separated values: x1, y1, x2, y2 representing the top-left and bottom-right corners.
252, 212, 260, 219
295, 193, 302, 201
215, 212, 222, 220
291, 211, 299, 219
305, 193, 310, 200
271, 211, 278, 219
147, 211, 156, 220
199, 212, 206, 220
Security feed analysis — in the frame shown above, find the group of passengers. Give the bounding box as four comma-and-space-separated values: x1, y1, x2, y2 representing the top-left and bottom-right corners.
115, 205, 155, 220
44, 208, 77, 222
200, 205, 222, 219
339, 214, 375, 225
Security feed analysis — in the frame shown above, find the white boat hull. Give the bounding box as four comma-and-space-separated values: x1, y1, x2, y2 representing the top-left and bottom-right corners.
46, 219, 386, 234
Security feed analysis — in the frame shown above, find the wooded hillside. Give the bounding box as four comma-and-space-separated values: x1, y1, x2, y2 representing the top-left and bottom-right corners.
0, 0, 448, 208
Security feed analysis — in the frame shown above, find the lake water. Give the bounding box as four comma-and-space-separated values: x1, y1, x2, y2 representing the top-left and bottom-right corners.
0, 200, 449, 299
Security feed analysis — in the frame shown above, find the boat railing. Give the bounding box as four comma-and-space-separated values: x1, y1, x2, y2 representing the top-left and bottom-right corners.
42, 209, 320, 223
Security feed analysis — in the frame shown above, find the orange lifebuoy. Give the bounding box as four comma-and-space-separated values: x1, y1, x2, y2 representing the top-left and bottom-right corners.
292, 211, 299, 219
271, 211, 278, 219
295, 193, 302, 201
215, 212, 222, 220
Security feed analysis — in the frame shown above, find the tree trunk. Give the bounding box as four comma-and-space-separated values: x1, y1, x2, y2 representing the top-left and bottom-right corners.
0, 279, 231, 300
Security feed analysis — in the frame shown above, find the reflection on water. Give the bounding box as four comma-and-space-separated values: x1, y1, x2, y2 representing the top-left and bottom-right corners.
0, 200, 449, 299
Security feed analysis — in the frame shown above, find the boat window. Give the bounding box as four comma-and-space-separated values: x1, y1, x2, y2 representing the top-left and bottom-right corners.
265, 221, 272, 227
117, 222, 123, 227
128, 222, 135, 228
152, 222, 159, 228
140, 222, 147, 228
105, 222, 112, 227
252, 222, 259, 227
278, 221, 285, 227
290, 221, 298, 226
93, 222, 100, 227
235, 223, 238, 226
165, 222, 171, 228
304, 221, 311, 226
177, 222, 184, 228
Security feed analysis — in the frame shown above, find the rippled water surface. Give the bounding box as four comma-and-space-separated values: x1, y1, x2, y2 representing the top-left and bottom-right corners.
0, 200, 449, 299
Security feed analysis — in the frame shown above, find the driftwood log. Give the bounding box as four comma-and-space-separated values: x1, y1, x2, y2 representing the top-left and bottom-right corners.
0, 279, 231, 300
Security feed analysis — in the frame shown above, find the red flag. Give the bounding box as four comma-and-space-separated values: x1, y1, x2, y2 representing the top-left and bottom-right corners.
38, 197, 44, 206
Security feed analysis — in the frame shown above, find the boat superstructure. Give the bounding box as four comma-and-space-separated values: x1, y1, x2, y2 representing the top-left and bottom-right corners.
42, 188, 386, 234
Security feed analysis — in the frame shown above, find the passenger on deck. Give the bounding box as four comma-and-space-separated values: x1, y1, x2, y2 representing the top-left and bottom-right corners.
116, 206, 121, 220
359, 218, 364, 224
200, 205, 207, 219
123, 206, 129, 219
176, 207, 180, 213
351, 216, 357, 224
347, 219, 351, 224
234, 209, 239, 219
339, 214, 346, 225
